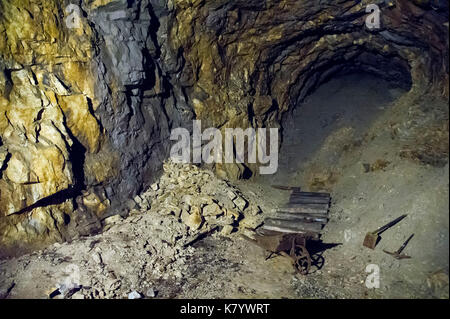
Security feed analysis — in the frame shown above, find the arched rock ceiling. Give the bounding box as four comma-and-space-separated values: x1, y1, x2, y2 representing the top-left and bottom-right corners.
169, 0, 448, 129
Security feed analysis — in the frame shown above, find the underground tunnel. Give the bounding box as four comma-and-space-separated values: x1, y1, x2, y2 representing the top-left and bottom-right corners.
0, 0, 448, 300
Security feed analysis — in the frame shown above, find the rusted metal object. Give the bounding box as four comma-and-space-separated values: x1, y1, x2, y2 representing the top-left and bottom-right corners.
243, 231, 313, 275
243, 185, 331, 275
383, 234, 414, 259
363, 214, 407, 249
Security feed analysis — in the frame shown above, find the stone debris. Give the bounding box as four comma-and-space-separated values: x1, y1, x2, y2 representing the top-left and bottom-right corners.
427, 269, 449, 298
103, 215, 123, 225
55, 283, 82, 299
91, 252, 103, 265
0, 159, 265, 299
203, 203, 222, 216
227, 190, 237, 201
221, 225, 234, 236
233, 196, 248, 211
135, 160, 262, 236
71, 291, 85, 300
181, 207, 203, 231
146, 288, 157, 298
128, 291, 143, 299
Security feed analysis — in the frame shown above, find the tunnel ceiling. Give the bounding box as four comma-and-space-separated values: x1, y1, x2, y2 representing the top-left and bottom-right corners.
0, 0, 448, 254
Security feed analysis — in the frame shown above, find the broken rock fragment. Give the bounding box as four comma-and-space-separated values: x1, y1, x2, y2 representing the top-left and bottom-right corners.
221, 225, 234, 236
233, 196, 248, 211
203, 203, 223, 216
128, 291, 143, 299
181, 207, 203, 231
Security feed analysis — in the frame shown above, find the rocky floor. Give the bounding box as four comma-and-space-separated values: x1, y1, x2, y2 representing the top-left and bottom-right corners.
250, 74, 449, 299
0, 75, 448, 299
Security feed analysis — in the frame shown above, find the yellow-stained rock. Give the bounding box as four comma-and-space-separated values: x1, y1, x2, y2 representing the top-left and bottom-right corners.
58, 94, 101, 153
181, 206, 203, 230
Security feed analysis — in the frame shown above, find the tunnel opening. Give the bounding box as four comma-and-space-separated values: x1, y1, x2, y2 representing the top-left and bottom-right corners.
284, 50, 413, 112
259, 47, 414, 189
263, 69, 411, 189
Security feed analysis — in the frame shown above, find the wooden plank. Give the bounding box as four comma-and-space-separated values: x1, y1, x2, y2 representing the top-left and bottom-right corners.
278, 206, 329, 215
285, 203, 329, 210
274, 212, 328, 224
292, 190, 330, 198
276, 211, 329, 219
288, 198, 330, 206
289, 195, 331, 204
255, 228, 284, 237
265, 218, 323, 233
261, 224, 320, 237
271, 185, 301, 192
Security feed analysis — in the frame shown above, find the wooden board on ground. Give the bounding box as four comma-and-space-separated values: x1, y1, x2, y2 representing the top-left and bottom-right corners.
261, 224, 320, 238
278, 206, 329, 215
289, 195, 331, 204
264, 218, 323, 233
274, 212, 328, 224
284, 202, 329, 210
292, 190, 330, 198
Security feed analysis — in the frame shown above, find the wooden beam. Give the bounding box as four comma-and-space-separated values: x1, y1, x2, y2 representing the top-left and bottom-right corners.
271, 185, 301, 192
292, 190, 330, 198
261, 224, 320, 237
278, 206, 329, 215
285, 203, 329, 210
264, 218, 323, 233
289, 195, 331, 204
274, 212, 328, 224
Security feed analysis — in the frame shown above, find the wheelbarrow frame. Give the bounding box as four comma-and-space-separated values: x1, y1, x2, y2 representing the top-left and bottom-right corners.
252, 229, 315, 275
249, 185, 331, 275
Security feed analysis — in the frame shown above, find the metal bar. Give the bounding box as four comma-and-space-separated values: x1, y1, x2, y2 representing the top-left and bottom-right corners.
373, 214, 407, 235
397, 233, 414, 254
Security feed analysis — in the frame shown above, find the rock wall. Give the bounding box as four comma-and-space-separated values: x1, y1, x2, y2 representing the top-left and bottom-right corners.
0, 0, 193, 256
165, 0, 448, 176
169, 0, 448, 128
0, 0, 448, 255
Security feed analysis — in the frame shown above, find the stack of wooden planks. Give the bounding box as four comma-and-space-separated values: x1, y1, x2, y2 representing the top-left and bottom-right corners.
260, 187, 330, 238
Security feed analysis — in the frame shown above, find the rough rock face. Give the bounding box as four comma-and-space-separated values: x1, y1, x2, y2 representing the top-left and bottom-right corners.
169, 0, 448, 129
0, 0, 448, 254
0, 0, 193, 255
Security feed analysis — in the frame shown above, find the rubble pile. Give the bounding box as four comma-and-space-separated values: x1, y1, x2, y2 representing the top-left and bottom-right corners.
132, 160, 263, 237
0, 160, 264, 299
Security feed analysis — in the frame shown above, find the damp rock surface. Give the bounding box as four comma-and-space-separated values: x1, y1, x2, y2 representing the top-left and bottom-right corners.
0, 0, 448, 299
0, 0, 448, 252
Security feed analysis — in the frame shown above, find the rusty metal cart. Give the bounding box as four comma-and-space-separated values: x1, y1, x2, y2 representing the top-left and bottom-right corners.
248, 186, 331, 275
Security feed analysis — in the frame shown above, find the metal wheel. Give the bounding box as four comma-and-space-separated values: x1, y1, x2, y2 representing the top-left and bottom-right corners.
290, 244, 311, 275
